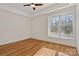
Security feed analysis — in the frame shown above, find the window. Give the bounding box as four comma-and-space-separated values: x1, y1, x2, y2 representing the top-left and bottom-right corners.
48, 13, 75, 39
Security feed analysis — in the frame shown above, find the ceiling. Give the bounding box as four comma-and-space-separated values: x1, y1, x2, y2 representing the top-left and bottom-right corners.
0, 3, 74, 17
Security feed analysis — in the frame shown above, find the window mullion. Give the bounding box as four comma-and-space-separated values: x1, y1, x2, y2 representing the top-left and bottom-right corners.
59, 16, 61, 37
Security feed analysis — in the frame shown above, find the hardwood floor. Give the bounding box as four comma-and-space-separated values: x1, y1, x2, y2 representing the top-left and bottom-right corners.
0, 38, 78, 56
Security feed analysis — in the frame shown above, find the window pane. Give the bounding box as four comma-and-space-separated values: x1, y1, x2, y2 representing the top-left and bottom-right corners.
48, 13, 74, 39
60, 14, 73, 38
48, 16, 59, 36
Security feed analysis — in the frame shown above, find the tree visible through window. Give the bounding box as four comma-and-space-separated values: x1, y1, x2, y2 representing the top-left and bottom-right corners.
48, 13, 74, 39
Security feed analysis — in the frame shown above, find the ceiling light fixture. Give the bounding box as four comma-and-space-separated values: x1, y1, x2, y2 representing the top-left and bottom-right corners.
31, 3, 35, 10
24, 3, 43, 11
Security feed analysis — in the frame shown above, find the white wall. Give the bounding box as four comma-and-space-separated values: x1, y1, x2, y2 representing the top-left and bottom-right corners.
0, 4, 77, 47
32, 6, 76, 47
0, 9, 31, 45
76, 4, 79, 54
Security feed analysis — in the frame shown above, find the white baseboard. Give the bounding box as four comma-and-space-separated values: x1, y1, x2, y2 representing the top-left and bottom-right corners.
0, 37, 31, 45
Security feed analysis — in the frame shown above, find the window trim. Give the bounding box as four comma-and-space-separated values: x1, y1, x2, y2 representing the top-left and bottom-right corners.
48, 12, 75, 40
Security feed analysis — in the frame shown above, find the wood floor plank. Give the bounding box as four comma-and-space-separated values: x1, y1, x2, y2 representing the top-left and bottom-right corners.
0, 38, 78, 56
18, 42, 44, 56
8, 41, 41, 56
0, 39, 38, 55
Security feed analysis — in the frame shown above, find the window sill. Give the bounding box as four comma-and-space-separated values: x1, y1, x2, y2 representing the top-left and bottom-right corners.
49, 36, 74, 40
